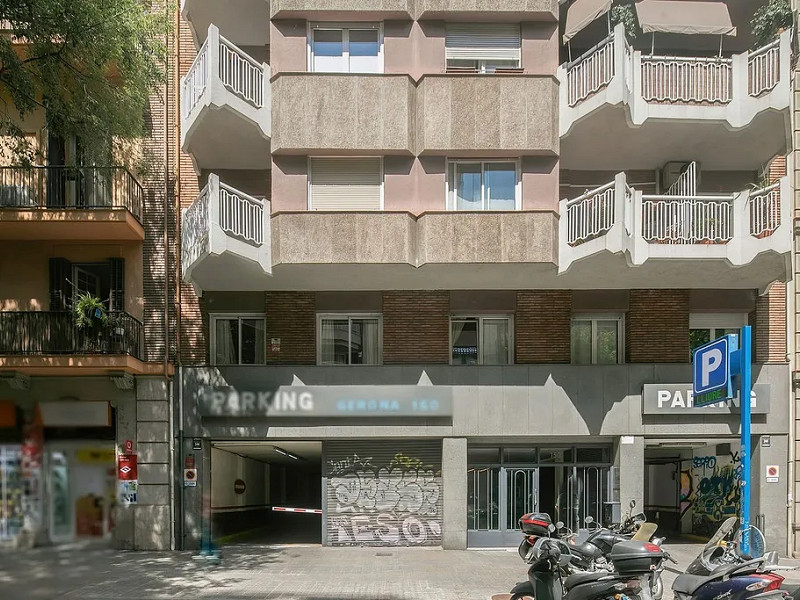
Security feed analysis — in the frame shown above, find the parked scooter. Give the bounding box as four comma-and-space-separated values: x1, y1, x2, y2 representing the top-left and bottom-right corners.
511, 512, 665, 600
671, 517, 788, 600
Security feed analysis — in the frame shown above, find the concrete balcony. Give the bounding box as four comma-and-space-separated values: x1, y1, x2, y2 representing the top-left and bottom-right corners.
0, 166, 143, 241
182, 175, 271, 293
271, 74, 415, 155
181, 25, 271, 170
416, 75, 559, 156
558, 173, 791, 291
559, 25, 791, 170
181, 0, 269, 47
271, 0, 413, 19
415, 0, 557, 21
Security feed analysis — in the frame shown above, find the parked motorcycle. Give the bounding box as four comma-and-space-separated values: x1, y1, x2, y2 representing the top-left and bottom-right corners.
671, 516, 788, 600
511, 512, 665, 600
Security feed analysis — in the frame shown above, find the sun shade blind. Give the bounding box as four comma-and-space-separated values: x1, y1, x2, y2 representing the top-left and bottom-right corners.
310, 157, 382, 211
635, 1, 737, 36
445, 24, 521, 62
563, 0, 613, 42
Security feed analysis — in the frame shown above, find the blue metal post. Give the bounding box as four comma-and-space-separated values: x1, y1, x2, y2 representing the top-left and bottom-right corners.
739, 325, 752, 554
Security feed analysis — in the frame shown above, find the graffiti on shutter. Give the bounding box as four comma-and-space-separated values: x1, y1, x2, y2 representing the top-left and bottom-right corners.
324, 441, 443, 547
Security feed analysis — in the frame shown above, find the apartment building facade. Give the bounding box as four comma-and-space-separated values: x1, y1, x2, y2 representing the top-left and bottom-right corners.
178, 0, 793, 552
0, 21, 177, 548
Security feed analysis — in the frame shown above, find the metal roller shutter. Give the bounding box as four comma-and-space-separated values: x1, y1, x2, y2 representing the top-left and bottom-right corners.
309, 157, 382, 211
323, 440, 443, 547
445, 24, 521, 62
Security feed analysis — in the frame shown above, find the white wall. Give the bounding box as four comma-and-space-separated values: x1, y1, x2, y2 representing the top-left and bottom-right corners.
211, 447, 270, 509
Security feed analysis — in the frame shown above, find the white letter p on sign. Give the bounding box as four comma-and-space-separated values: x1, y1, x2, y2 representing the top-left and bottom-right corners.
701, 349, 723, 386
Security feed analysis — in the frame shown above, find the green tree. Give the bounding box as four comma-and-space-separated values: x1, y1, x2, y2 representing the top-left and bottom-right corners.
751, 0, 792, 49
0, 0, 170, 165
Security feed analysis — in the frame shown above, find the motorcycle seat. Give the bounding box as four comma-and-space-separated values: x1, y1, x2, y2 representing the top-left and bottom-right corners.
672, 573, 715, 595
564, 571, 612, 590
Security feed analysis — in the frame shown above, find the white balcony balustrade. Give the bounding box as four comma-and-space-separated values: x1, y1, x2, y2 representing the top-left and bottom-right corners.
182, 174, 271, 292
559, 173, 791, 275
180, 24, 271, 170
559, 24, 792, 135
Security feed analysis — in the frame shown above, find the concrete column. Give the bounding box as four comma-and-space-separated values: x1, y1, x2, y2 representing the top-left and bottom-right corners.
752, 434, 789, 554
182, 436, 208, 550
134, 377, 171, 550
616, 436, 645, 519
113, 394, 136, 550
442, 437, 467, 550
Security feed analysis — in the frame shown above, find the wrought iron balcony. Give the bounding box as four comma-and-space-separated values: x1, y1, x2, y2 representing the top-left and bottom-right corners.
0, 166, 143, 220
0, 311, 142, 359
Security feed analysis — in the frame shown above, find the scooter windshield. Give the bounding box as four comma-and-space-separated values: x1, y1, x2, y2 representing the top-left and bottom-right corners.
685, 517, 738, 575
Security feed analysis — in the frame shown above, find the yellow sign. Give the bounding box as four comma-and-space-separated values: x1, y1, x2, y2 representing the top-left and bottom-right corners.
77, 448, 115, 464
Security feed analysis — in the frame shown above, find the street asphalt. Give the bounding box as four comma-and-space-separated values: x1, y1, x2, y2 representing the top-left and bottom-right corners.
2, 540, 800, 600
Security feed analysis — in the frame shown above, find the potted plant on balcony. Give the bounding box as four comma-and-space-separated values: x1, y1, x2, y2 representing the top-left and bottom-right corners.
611, 2, 642, 42
751, 0, 792, 48
73, 292, 110, 352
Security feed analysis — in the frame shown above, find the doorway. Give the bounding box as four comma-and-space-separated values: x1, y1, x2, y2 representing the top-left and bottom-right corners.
467, 445, 611, 547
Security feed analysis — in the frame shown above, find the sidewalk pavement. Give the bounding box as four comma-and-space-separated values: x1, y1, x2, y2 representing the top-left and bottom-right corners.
2, 541, 800, 600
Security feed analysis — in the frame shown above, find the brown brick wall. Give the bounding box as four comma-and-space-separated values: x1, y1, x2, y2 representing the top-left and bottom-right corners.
515, 291, 571, 363
626, 290, 689, 363
140, 5, 179, 364
754, 283, 787, 363
265, 292, 316, 365
178, 15, 207, 365
382, 292, 450, 364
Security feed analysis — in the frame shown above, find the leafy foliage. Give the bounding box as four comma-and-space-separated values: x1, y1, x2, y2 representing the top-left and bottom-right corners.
751, 0, 792, 48
611, 2, 642, 42
0, 1, 171, 165
73, 292, 109, 329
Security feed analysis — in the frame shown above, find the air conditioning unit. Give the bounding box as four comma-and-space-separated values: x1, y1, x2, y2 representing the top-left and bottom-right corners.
661, 161, 700, 191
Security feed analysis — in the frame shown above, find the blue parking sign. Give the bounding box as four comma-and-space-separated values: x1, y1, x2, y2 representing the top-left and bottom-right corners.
693, 336, 729, 396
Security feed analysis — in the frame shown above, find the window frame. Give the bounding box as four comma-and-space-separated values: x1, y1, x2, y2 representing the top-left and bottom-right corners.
444, 23, 522, 73
449, 314, 514, 366
446, 159, 522, 211
209, 313, 267, 366
689, 313, 748, 358
570, 313, 625, 365
307, 22, 384, 74
316, 312, 383, 366
307, 156, 385, 211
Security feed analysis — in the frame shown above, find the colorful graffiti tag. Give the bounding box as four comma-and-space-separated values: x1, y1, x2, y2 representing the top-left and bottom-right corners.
680, 451, 741, 536
326, 452, 442, 546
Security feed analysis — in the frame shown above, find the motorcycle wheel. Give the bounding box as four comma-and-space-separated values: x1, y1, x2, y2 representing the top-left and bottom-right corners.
651, 575, 663, 600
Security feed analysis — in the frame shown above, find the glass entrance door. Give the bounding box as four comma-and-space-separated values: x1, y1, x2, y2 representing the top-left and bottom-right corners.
468, 465, 538, 547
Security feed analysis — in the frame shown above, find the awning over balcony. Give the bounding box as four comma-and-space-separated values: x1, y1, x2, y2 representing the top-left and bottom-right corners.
563, 0, 612, 42
635, 0, 736, 36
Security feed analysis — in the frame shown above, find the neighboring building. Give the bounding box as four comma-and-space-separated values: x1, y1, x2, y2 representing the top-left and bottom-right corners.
0, 23, 177, 548
178, 1, 793, 551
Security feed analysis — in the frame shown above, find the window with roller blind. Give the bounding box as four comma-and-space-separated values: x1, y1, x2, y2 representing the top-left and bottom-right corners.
308, 157, 383, 211
445, 23, 522, 73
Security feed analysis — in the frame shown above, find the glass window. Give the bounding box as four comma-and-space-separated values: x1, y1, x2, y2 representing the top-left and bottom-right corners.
503, 448, 537, 463
445, 23, 521, 73
451, 316, 512, 365
571, 315, 623, 365
689, 314, 747, 361
211, 315, 266, 365
448, 161, 519, 211
311, 25, 382, 73
468, 447, 501, 464
539, 448, 574, 464
318, 314, 381, 365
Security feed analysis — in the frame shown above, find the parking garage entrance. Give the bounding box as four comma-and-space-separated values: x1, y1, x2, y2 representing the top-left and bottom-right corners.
210, 441, 322, 545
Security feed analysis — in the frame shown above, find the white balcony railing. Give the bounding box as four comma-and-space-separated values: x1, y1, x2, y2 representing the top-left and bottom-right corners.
181, 185, 210, 274
567, 35, 615, 107
641, 55, 732, 104
182, 39, 209, 118
748, 39, 781, 97
218, 183, 264, 245
180, 25, 266, 120
565, 181, 616, 245
641, 195, 733, 244
749, 182, 781, 237
560, 25, 791, 133
559, 172, 790, 272
219, 36, 264, 108
181, 174, 270, 287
